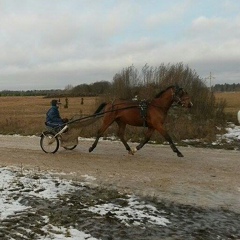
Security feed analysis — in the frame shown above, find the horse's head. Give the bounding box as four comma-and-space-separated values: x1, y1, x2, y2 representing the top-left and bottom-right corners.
174, 86, 193, 108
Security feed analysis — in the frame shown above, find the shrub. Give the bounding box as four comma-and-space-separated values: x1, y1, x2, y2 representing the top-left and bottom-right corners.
104, 63, 227, 142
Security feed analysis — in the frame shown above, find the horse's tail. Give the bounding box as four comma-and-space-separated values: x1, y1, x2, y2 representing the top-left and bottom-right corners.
94, 102, 107, 115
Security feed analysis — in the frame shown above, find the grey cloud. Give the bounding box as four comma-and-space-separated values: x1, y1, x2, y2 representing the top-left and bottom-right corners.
0, 0, 240, 90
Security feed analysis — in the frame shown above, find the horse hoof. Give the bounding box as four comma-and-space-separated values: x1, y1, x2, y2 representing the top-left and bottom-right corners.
89, 147, 93, 152
177, 152, 184, 157
128, 150, 134, 155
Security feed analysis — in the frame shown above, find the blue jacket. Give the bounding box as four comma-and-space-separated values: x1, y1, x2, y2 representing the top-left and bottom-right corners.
46, 106, 64, 127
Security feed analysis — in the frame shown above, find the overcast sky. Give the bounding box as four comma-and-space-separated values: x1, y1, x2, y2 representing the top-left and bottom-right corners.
0, 0, 240, 90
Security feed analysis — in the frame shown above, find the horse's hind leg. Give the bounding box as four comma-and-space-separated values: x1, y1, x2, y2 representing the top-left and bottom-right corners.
134, 128, 154, 152
155, 125, 183, 157
89, 116, 114, 152
116, 121, 133, 154
89, 135, 100, 152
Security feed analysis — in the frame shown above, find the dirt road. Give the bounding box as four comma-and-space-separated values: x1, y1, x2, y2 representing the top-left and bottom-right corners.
0, 135, 239, 213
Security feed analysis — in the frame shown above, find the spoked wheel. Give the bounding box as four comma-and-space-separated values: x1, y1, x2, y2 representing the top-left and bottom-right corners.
63, 145, 77, 150
40, 131, 59, 153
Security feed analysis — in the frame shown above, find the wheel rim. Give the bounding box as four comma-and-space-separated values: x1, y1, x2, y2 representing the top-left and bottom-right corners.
41, 132, 59, 153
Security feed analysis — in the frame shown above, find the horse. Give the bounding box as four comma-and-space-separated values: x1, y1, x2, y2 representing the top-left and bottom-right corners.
89, 85, 193, 157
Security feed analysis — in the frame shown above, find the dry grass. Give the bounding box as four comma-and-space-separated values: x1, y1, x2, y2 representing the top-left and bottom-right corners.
0, 96, 100, 135
214, 92, 240, 114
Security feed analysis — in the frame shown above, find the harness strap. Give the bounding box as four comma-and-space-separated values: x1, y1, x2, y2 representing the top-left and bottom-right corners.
139, 100, 148, 127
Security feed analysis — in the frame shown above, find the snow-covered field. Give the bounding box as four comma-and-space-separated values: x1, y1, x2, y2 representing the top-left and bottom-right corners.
219, 123, 240, 142
0, 167, 170, 239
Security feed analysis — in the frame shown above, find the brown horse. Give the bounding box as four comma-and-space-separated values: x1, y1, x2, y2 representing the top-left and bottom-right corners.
89, 85, 193, 157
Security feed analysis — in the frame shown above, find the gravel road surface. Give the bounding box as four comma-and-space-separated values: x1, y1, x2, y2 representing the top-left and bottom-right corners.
0, 135, 239, 213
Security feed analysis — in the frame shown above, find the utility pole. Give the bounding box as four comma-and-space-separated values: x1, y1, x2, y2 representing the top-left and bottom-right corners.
206, 72, 215, 92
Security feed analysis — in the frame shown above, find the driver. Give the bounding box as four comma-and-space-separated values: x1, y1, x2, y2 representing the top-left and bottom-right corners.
46, 99, 68, 129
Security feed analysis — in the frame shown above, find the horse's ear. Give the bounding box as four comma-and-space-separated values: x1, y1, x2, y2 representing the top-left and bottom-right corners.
175, 84, 180, 92
175, 84, 184, 95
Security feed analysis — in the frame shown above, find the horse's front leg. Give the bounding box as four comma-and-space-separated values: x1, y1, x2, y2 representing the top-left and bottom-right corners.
168, 138, 184, 157
116, 121, 133, 155
156, 126, 183, 157
133, 128, 154, 153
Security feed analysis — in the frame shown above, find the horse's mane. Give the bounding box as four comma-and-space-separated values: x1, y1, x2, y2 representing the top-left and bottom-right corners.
155, 85, 175, 98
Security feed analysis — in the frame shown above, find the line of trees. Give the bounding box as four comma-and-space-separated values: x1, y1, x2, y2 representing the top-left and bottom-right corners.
0, 66, 238, 97
0, 89, 64, 97
0, 82, 112, 97
213, 83, 240, 92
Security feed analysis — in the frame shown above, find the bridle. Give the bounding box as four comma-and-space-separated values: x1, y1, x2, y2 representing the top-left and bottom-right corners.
172, 87, 192, 107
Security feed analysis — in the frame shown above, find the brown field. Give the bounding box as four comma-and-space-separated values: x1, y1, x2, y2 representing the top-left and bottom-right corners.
214, 91, 240, 114
0, 96, 100, 135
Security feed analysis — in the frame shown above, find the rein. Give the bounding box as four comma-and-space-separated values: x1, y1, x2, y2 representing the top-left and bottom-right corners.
66, 105, 139, 126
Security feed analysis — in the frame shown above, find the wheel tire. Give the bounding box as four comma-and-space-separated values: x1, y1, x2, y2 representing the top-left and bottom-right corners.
40, 131, 59, 154
63, 145, 77, 150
